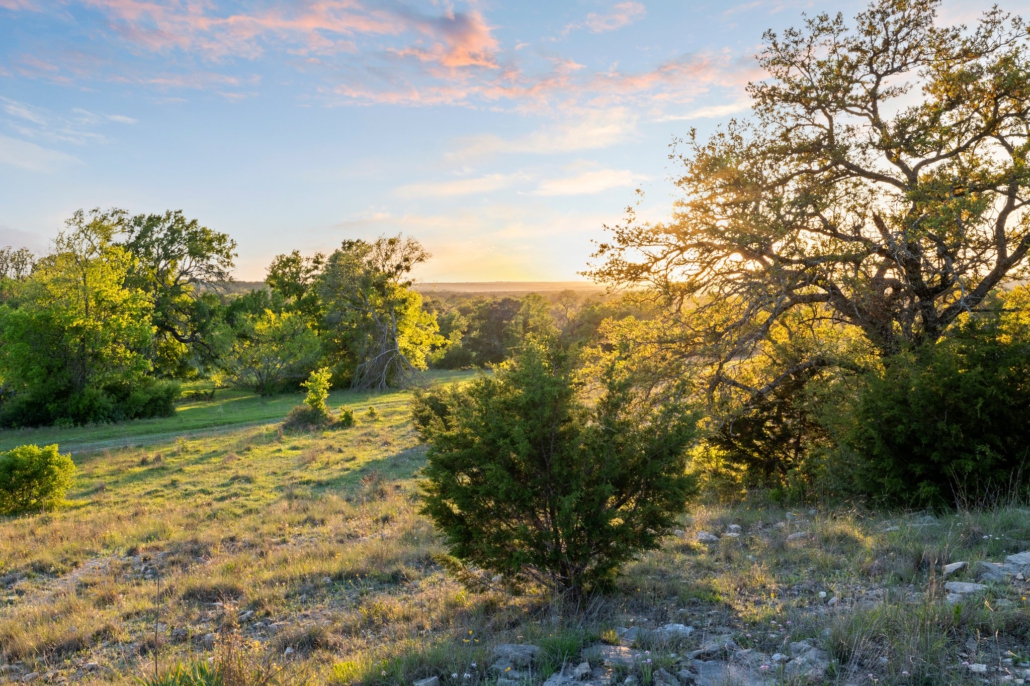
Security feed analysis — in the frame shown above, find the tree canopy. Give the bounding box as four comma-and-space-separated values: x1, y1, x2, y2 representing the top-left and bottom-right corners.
590, 0, 1030, 402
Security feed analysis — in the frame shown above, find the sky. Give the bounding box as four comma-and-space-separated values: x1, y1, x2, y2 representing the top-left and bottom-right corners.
0, 0, 1014, 282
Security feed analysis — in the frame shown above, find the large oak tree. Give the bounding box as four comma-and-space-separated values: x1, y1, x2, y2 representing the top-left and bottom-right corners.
590, 0, 1030, 401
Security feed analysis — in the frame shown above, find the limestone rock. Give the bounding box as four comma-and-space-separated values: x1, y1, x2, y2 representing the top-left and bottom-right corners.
414, 677, 440, 686
653, 668, 678, 686
944, 581, 986, 595
688, 635, 737, 659
574, 662, 591, 680
1006, 551, 1030, 567
942, 561, 968, 576
543, 673, 573, 686
655, 623, 694, 640
493, 644, 541, 667
785, 647, 830, 680
727, 524, 742, 534
786, 531, 807, 542
696, 531, 720, 543
979, 561, 1018, 582
582, 644, 642, 666
617, 626, 640, 646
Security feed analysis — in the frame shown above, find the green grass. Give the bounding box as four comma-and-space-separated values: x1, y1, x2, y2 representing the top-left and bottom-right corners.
1, 378, 1029, 685
0, 370, 474, 453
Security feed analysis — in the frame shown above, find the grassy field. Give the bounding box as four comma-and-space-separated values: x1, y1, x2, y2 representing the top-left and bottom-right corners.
0, 371, 473, 453
0, 380, 1029, 685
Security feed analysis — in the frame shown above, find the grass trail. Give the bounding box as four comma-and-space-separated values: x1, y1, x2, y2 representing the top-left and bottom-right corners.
0, 370, 474, 453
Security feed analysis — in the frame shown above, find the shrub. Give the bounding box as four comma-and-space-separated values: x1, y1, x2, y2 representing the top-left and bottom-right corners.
848, 312, 1030, 509
416, 339, 698, 594
0, 379, 180, 428
0, 444, 76, 515
301, 367, 332, 415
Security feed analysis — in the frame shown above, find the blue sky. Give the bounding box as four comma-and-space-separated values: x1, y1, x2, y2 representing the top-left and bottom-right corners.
0, 0, 1008, 281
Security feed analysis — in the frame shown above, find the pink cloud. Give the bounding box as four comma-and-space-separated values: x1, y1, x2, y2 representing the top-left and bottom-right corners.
564, 2, 646, 35
0, 0, 39, 9
400, 10, 499, 68
5, 0, 760, 118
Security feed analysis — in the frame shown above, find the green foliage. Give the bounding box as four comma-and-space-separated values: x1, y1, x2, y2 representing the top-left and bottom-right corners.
136, 662, 224, 686
336, 408, 355, 428
0, 211, 179, 427
266, 250, 325, 320
283, 367, 336, 430
709, 373, 823, 484
588, 0, 1030, 428
302, 367, 332, 414
227, 310, 320, 395
0, 444, 76, 515
119, 209, 237, 375
844, 294, 1030, 506
416, 339, 698, 594
848, 308, 1030, 509
317, 236, 442, 390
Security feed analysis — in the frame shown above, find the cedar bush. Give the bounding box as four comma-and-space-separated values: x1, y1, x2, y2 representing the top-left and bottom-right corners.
0, 444, 76, 515
848, 312, 1030, 509
415, 339, 698, 594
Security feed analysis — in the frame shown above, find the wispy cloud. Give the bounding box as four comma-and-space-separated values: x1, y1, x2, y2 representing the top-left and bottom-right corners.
564, 2, 647, 35
532, 168, 643, 196
450, 109, 638, 160
0, 134, 80, 172
4, 1, 758, 115
1, 97, 134, 145
654, 98, 752, 121
395, 172, 523, 198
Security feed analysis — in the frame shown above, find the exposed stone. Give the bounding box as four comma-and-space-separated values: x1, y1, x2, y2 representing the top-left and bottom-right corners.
687, 660, 773, 686
696, 531, 720, 544
495, 680, 520, 686
786, 532, 807, 542
202, 632, 216, 649
83, 663, 100, 672
784, 647, 830, 680
979, 562, 1018, 582
493, 644, 541, 667
543, 672, 575, 686
414, 677, 440, 686
1006, 552, 1030, 567
574, 662, 591, 680
582, 644, 642, 667
943, 561, 968, 576
238, 611, 255, 622
617, 626, 640, 646
21, 674, 39, 683
944, 581, 986, 595
624, 676, 639, 686
788, 640, 812, 655
727, 524, 742, 534
969, 664, 988, 674
655, 623, 694, 640
653, 668, 678, 686
688, 635, 737, 660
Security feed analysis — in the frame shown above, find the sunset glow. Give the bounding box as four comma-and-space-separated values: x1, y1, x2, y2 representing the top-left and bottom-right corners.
0, 0, 983, 281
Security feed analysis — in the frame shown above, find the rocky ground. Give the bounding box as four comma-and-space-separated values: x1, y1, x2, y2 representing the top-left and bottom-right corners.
1, 421, 1029, 685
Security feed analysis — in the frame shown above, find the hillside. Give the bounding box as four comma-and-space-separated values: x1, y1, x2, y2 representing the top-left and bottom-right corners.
0, 382, 1028, 685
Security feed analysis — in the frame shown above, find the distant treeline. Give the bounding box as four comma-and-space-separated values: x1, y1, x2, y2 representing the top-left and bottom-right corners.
0, 211, 645, 429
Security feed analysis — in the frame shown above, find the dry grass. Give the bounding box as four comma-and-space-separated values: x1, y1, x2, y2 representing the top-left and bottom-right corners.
1, 396, 1029, 685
